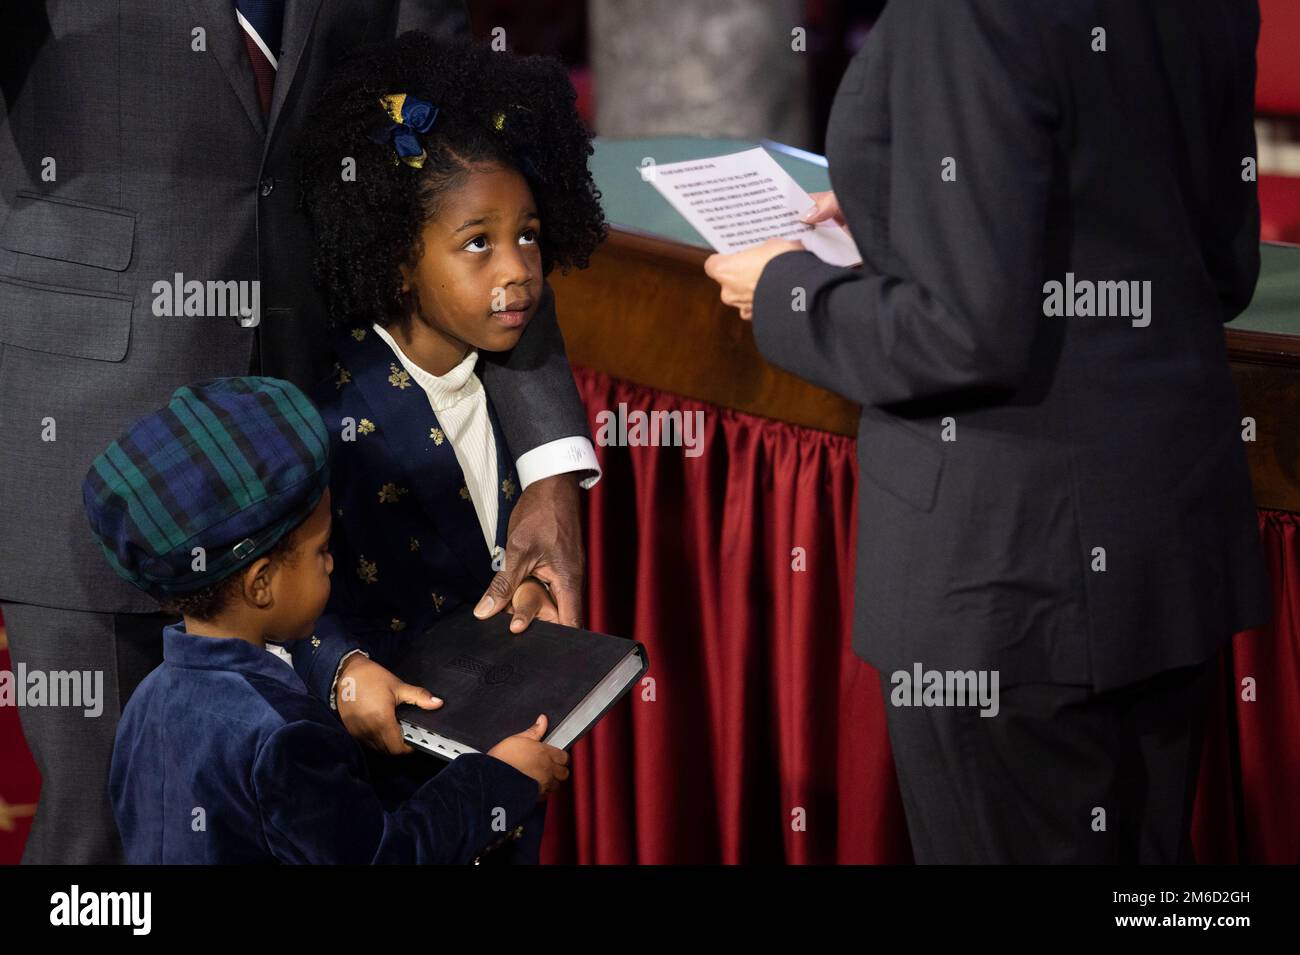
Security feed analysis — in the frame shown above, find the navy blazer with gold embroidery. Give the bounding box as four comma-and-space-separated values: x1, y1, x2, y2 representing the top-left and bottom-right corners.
291, 326, 520, 701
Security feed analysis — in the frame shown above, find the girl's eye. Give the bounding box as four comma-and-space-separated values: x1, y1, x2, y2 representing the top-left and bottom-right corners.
463, 234, 489, 253
519, 228, 539, 246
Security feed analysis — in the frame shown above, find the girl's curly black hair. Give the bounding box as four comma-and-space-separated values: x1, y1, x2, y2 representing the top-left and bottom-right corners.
298, 32, 606, 330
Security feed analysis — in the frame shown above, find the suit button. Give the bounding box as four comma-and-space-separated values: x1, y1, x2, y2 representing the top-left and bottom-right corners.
259, 177, 275, 197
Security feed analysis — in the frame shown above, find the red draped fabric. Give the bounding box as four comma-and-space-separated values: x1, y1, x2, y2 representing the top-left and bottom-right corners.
1193, 509, 1300, 864
538, 365, 1300, 865
0, 636, 39, 860
2, 367, 1297, 864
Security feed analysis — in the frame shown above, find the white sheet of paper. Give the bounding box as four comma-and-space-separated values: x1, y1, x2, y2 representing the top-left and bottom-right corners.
642, 146, 861, 267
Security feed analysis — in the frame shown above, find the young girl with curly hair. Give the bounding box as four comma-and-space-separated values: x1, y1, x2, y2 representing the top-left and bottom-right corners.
293, 31, 607, 861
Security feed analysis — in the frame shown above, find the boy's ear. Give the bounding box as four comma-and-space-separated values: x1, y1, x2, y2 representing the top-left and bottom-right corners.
241, 557, 276, 610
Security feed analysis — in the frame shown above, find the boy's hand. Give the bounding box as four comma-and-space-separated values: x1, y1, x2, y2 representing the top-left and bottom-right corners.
506, 577, 560, 633
486, 714, 570, 797
336, 654, 441, 755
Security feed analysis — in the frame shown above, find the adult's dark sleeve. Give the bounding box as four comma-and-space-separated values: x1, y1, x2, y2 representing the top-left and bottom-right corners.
392, 0, 470, 39
478, 281, 593, 455
752, 0, 1056, 408
1206, 1, 1261, 321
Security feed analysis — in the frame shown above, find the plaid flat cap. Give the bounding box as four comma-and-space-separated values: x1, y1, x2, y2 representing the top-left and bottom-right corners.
83, 377, 329, 597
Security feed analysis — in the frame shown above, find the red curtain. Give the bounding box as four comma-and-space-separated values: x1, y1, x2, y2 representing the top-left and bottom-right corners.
539, 365, 1300, 864
0, 633, 39, 861
1192, 509, 1300, 864
541, 365, 909, 863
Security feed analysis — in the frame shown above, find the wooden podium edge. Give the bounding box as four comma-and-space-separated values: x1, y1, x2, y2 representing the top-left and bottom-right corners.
552, 228, 1300, 511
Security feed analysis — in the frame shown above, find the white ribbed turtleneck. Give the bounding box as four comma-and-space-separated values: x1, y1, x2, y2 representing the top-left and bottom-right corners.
371, 323, 499, 554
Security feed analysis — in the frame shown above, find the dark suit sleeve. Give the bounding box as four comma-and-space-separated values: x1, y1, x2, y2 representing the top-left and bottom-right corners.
253, 720, 539, 864
1214, 3, 1261, 321
478, 281, 593, 455
752, 0, 1057, 407
392, 0, 469, 39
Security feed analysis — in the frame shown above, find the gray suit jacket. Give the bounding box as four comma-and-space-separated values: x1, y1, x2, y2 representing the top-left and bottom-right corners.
0, 0, 590, 613
753, 0, 1271, 690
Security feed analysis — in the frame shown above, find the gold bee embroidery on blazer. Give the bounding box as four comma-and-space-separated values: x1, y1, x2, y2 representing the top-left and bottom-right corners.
409, 537, 420, 552
351, 327, 367, 341
378, 483, 408, 504
334, 364, 352, 389
458, 485, 470, 501
502, 476, 517, 501
358, 418, 375, 435
388, 363, 412, 390
390, 619, 406, 632
429, 427, 444, 446
358, 556, 378, 584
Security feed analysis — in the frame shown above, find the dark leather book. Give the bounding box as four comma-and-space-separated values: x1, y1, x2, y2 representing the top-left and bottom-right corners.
393, 607, 648, 758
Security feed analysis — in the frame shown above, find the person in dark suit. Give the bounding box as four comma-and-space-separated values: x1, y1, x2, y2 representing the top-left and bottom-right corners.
705, 0, 1270, 863
0, 1, 597, 864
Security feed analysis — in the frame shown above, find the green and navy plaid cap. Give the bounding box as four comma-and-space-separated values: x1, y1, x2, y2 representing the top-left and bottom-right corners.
82, 377, 329, 598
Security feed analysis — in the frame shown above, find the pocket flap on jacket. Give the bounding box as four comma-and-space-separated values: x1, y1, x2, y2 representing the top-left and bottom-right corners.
0, 192, 136, 272
0, 276, 132, 362
857, 413, 944, 512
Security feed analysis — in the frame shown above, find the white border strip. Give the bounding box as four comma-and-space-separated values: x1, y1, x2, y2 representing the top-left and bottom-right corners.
236, 9, 279, 69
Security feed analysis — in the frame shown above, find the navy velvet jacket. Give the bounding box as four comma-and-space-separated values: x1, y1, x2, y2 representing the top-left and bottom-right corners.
291, 327, 519, 699
109, 623, 539, 864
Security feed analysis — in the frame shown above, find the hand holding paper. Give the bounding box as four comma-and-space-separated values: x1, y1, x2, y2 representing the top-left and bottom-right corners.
801, 190, 849, 230
644, 146, 861, 267
703, 239, 802, 320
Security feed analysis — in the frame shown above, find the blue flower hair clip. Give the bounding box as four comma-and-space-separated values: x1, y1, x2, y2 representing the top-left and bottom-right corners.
369, 93, 439, 168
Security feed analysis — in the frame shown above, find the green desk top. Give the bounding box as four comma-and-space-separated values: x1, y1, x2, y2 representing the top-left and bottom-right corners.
590, 135, 1299, 337
1243, 243, 1300, 335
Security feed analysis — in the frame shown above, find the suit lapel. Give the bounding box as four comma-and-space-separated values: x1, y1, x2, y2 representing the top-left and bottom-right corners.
339, 329, 495, 592
184, 0, 265, 136
265, 0, 324, 145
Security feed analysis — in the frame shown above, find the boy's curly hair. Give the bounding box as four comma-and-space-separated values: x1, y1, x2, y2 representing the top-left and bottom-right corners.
298, 32, 607, 330
156, 524, 300, 622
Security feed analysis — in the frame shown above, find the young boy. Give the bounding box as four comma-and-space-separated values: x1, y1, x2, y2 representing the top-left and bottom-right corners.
83, 376, 568, 863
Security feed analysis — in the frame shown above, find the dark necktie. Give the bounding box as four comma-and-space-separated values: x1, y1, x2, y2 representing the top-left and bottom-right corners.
235, 0, 285, 116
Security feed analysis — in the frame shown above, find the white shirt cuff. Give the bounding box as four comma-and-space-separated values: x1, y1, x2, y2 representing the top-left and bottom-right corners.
515, 437, 601, 491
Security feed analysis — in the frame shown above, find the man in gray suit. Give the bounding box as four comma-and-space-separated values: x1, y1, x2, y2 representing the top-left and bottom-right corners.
0, 0, 598, 864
